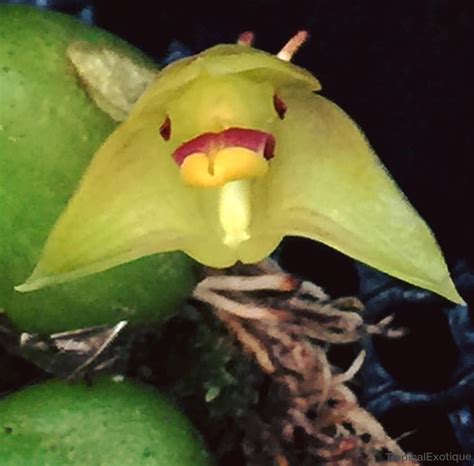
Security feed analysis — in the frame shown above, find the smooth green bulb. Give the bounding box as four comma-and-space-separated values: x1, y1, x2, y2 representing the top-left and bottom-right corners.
0, 378, 213, 466
0, 5, 197, 334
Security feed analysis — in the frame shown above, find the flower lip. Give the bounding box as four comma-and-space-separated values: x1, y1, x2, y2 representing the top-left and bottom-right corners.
172, 128, 275, 166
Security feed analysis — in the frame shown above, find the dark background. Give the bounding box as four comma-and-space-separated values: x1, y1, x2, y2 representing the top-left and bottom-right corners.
2, 1, 474, 464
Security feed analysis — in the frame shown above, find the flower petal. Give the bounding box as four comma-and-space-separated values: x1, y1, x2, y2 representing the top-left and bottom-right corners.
16, 115, 235, 292
267, 89, 463, 304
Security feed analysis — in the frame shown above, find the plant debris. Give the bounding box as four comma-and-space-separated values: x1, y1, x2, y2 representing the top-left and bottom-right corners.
0, 313, 129, 380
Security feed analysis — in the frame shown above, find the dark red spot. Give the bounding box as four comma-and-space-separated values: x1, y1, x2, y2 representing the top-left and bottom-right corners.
159, 115, 171, 141
273, 94, 287, 120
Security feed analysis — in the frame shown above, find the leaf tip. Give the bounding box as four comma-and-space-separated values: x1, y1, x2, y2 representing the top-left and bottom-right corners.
439, 279, 466, 306
14, 279, 39, 293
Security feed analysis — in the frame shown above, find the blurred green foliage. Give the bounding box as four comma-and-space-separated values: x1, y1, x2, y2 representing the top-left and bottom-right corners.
0, 5, 198, 334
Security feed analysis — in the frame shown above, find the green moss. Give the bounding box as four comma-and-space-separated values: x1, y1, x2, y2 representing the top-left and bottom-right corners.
0, 6, 198, 333
0, 377, 213, 466
143, 305, 262, 460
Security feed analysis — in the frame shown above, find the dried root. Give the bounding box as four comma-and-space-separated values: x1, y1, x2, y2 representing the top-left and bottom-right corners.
193, 259, 415, 466
0, 312, 129, 380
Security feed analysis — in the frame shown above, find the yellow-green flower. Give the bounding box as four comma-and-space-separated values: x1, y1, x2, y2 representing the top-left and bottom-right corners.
16, 35, 464, 304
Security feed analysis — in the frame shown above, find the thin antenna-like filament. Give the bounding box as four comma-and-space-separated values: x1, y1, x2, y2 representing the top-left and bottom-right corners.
237, 31, 255, 46
277, 30, 309, 61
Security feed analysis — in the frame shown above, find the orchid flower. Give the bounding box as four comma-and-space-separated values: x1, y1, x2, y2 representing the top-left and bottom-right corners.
16, 32, 464, 304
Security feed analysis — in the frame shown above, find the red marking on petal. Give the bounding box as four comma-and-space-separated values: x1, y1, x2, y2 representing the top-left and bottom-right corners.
221, 128, 275, 160
159, 115, 171, 141
172, 128, 276, 166
172, 132, 215, 165
263, 135, 276, 160
273, 94, 287, 119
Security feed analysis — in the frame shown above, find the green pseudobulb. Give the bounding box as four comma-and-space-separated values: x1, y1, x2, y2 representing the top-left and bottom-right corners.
0, 378, 213, 466
0, 6, 197, 333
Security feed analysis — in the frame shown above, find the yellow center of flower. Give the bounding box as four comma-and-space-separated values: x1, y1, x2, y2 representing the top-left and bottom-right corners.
180, 147, 269, 188
172, 129, 275, 247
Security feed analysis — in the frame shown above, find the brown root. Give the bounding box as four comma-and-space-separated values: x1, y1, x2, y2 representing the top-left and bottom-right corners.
193, 259, 414, 466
